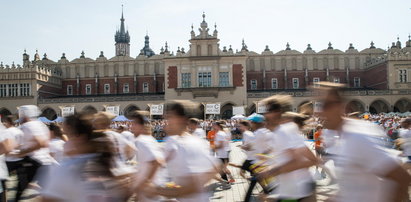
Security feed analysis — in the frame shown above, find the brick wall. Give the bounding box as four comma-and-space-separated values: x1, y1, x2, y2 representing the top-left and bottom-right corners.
38, 84, 62, 98
168, 66, 177, 88
362, 62, 388, 90
99, 78, 116, 94
232, 64, 244, 87
62, 80, 77, 95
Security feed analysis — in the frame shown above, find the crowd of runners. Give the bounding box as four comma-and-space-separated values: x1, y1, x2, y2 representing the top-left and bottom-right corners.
0, 81, 410, 202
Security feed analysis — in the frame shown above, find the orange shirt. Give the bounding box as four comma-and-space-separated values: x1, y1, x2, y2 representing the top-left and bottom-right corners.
314, 130, 322, 148
207, 130, 216, 147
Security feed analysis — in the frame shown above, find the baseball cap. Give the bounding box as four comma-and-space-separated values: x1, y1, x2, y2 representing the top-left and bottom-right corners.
246, 114, 265, 123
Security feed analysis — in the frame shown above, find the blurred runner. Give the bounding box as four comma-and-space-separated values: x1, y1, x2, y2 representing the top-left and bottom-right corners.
188, 118, 206, 140
213, 121, 235, 184
145, 100, 218, 202
13, 105, 54, 201
129, 111, 165, 202
47, 123, 66, 163
117, 125, 135, 143
42, 113, 130, 201
259, 96, 318, 202
93, 112, 136, 165
316, 82, 411, 202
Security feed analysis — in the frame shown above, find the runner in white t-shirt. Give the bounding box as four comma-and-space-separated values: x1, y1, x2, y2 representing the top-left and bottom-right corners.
213, 121, 235, 184
144, 100, 218, 202
313, 81, 411, 202
258, 95, 318, 201
238, 120, 255, 173
241, 114, 272, 202
0, 121, 17, 200
117, 125, 135, 143
399, 118, 411, 162
12, 105, 55, 201
42, 113, 130, 202
47, 123, 66, 163
188, 118, 206, 139
129, 111, 165, 202
3, 116, 24, 169
93, 112, 136, 165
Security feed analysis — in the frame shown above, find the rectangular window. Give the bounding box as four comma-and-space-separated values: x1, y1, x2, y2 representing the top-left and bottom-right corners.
8, 84, 17, 97
313, 77, 320, 87
399, 69, 408, 83
0, 84, 6, 97
333, 78, 340, 83
181, 73, 191, 88
271, 78, 278, 89
123, 83, 129, 93
19, 83, 30, 96
354, 77, 361, 88
104, 84, 110, 94
67, 85, 73, 95
219, 72, 229, 87
250, 79, 257, 90
143, 82, 149, 93
198, 72, 211, 87
85, 84, 92, 95
292, 78, 299, 89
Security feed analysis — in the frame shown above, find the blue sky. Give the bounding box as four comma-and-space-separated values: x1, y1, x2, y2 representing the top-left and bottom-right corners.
0, 0, 410, 65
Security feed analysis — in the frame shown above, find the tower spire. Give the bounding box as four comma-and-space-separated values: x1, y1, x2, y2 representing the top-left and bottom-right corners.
120, 5, 125, 34
121, 5, 124, 20
115, 5, 130, 56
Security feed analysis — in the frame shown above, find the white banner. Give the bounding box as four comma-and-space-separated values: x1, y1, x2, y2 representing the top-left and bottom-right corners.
313, 101, 323, 113
205, 103, 220, 114
150, 104, 164, 115
256, 102, 267, 114
106, 106, 120, 116
232, 106, 245, 115
61, 106, 75, 117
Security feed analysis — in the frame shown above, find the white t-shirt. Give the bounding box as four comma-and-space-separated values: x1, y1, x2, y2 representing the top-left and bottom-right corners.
268, 122, 313, 199
215, 131, 230, 158
242, 130, 256, 161
164, 134, 218, 202
20, 120, 54, 165
332, 119, 400, 202
120, 130, 135, 143
42, 154, 126, 202
192, 128, 206, 139
0, 125, 9, 180
399, 128, 411, 156
104, 130, 135, 162
134, 135, 165, 202
5, 127, 24, 162
252, 128, 271, 155
49, 139, 65, 163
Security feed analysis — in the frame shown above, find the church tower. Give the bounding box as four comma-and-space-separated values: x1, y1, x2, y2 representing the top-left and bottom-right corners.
114, 5, 130, 56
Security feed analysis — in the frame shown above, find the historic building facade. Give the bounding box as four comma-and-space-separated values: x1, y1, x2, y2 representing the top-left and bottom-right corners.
0, 12, 410, 120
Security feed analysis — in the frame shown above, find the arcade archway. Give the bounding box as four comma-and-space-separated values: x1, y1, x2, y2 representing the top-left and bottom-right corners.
393, 98, 411, 113
369, 99, 390, 114
123, 105, 140, 118
345, 100, 365, 113
82, 105, 98, 114
41, 107, 57, 120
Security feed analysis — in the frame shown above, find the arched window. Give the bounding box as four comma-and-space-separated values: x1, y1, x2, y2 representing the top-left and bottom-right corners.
207, 45, 212, 56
